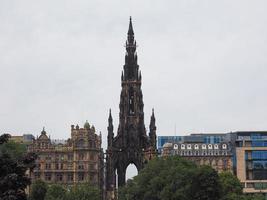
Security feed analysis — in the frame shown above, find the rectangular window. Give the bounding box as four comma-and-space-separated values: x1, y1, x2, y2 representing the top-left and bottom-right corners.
34, 172, 40, 179
67, 173, 73, 181
45, 164, 49, 169
45, 173, 51, 181
68, 154, 73, 160
78, 165, 84, 170
56, 173, 63, 181
68, 163, 73, 169
79, 153, 84, 160
253, 170, 267, 180
78, 173, 84, 181
252, 141, 267, 147
252, 151, 267, 160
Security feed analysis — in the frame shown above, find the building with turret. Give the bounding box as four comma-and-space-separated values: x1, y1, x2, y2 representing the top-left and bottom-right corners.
28, 121, 103, 191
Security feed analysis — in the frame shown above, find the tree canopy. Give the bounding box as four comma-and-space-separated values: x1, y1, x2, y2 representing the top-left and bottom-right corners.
119, 156, 221, 200
30, 179, 48, 200
119, 156, 266, 200
0, 133, 36, 200
29, 182, 100, 200
45, 184, 66, 200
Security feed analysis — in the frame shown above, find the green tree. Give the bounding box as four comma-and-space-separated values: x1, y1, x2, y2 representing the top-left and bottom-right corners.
119, 156, 222, 200
65, 183, 100, 200
246, 194, 265, 200
219, 171, 243, 200
45, 184, 66, 200
30, 179, 48, 200
190, 165, 221, 200
0, 140, 27, 159
0, 134, 36, 200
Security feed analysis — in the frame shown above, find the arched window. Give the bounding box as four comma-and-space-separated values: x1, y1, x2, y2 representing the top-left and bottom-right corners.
129, 87, 135, 115
77, 139, 84, 148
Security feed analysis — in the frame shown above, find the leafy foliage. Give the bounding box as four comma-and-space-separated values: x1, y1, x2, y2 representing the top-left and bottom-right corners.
248, 194, 265, 200
0, 134, 10, 145
119, 156, 222, 200
65, 183, 100, 200
30, 182, 100, 200
119, 156, 267, 200
0, 134, 36, 200
0, 140, 27, 159
219, 171, 243, 200
45, 184, 66, 200
30, 179, 48, 200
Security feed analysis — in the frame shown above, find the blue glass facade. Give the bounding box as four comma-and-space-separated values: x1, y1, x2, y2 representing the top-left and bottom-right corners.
251, 151, 267, 160
252, 141, 267, 147
158, 136, 183, 151
203, 136, 222, 144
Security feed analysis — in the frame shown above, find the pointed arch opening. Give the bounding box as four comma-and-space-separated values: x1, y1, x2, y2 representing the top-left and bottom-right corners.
126, 163, 138, 182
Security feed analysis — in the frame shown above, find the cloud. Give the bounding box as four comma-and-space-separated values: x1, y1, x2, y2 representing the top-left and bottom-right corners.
0, 0, 267, 149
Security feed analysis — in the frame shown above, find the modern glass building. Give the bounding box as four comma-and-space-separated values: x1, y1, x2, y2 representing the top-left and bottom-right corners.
159, 131, 267, 195
158, 133, 228, 153
235, 131, 267, 193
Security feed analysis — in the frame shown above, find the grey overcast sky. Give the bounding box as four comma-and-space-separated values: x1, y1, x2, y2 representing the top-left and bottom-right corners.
1, 0, 267, 150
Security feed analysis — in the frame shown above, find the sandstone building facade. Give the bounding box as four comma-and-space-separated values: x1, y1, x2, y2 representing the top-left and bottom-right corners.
162, 142, 233, 173
28, 121, 103, 190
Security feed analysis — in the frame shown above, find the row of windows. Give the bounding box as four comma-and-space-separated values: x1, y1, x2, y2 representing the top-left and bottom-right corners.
35, 172, 97, 182
252, 161, 267, 169
76, 139, 97, 148
37, 163, 97, 170
252, 151, 267, 160
251, 141, 267, 147
174, 143, 227, 150
37, 153, 96, 161
246, 182, 267, 189
253, 170, 267, 180
174, 150, 229, 156
204, 136, 222, 144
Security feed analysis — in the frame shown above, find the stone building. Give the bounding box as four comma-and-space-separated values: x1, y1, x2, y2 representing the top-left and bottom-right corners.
235, 131, 267, 194
28, 121, 103, 191
162, 142, 233, 173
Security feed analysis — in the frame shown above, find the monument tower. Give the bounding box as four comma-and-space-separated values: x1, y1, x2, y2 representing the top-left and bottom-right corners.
105, 17, 157, 199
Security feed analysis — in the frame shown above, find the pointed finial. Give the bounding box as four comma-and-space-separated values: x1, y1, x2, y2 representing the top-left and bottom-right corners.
151, 108, 155, 119
41, 127, 46, 135
109, 109, 113, 120
128, 16, 134, 35
84, 120, 90, 129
